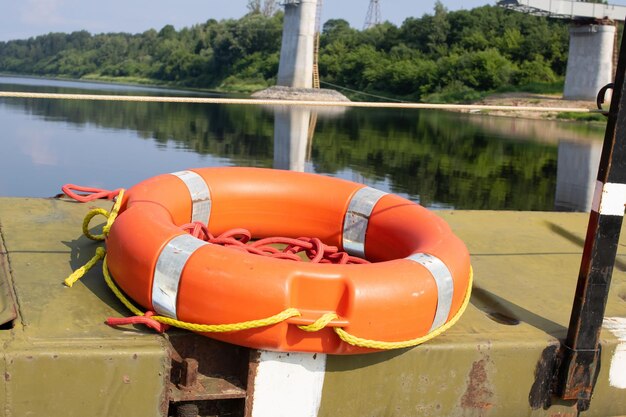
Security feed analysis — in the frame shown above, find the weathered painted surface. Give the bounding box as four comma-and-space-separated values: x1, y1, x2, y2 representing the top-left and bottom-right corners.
604, 317, 626, 389
0, 199, 625, 416
317, 210, 626, 417
0, 198, 169, 417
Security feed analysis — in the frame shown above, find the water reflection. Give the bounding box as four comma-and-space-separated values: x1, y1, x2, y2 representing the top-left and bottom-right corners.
273, 106, 312, 172
467, 115, 605, 212
555, 140, 602, 211
272, 106, 346, 172
0, 76, 605, 211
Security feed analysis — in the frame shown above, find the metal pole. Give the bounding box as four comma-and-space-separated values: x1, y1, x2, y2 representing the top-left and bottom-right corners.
556, 17, 626, 411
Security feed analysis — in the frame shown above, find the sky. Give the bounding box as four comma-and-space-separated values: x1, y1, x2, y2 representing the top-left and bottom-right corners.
0, 0, 494, 42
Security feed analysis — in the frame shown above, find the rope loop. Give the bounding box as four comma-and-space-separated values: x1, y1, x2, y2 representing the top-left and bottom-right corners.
82, 208, 110, 241
62, 184, 122, 203
80, 189, 125, 241
63, 188, 125, 287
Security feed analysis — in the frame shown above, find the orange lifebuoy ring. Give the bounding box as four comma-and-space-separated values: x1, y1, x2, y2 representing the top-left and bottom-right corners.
106, 167, 471, 354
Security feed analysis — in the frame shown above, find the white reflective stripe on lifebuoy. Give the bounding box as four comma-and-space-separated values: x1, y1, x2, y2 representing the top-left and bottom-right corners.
170, 170, 212, 223
152, 234, 209, 319
406, 253, 454, 332
342, 186, 388, 258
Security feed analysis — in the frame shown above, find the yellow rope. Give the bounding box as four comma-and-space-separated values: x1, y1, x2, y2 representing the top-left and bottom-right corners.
153, 309, 302, 332
82, 208, 109, 241
333, 267, 474, 350
64, 247, 106, 287
102, 189, 124, 236
101, 251, 474, 349
102, 254, 307, 332
298, 312, 339, 332
65, 190, 125, 286
81, 189, 124, 241
65, 187, 474, 350
102, 255, 144, 317
0, 91, 600, 113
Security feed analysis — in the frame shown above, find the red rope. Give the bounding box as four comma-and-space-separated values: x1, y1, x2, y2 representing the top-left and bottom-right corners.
64, 181, 369, 330
62, 184, 122, 203
106, 311, 169, 333
180, 221, 369, 265
107, 223, 367, 331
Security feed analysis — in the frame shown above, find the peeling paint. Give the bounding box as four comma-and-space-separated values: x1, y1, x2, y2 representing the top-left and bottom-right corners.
461, 357, 494, 411
529, 344, 558, 409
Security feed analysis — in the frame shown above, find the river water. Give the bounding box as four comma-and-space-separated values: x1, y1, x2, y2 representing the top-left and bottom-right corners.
0, 75, 605, 211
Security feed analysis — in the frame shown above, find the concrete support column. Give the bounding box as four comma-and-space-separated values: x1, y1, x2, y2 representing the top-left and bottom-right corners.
564, 23, 615, 101
277, 0, 317, 88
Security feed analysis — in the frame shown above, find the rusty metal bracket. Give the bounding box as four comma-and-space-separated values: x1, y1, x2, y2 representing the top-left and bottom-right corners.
165, 333, 250, 416
555, 19, 626, 411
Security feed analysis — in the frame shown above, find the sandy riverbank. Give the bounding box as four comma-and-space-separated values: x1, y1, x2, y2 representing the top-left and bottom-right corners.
464, 92, 601, 120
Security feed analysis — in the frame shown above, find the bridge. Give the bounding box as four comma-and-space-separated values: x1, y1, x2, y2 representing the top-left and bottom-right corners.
499, 0, 626, 100
277, 0, 623, 101
499, 0, 626, 20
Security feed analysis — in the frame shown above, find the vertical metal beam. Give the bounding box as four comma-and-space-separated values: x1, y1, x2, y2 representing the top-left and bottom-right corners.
556, 17, 626, 411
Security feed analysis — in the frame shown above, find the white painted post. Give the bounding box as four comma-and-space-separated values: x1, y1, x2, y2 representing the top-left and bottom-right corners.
249, 351, 327, 417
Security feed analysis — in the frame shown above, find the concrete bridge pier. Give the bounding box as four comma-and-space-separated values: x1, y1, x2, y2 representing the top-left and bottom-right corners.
277, 0, 318, 88
563, 23, 615, 101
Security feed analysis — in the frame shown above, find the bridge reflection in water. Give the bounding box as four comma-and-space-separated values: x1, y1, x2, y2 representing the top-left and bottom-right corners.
555, 140, 602, 212
272, 105, 345, 172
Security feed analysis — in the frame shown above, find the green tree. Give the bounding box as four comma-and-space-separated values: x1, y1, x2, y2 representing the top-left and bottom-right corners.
0, 5, 570, 98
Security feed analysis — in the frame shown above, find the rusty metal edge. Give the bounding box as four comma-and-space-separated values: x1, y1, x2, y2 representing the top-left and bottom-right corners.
159, 335, 174, 417
244, 350, 260, 417
0, 220, 18, 329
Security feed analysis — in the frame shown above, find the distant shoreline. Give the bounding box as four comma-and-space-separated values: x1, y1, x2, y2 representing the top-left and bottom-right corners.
463, 92, 603, 122
0, 72, 605, 122
0, 72, 230, 96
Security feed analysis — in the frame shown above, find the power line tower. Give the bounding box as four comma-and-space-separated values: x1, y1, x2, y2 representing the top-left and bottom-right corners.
364, 0, 382, 30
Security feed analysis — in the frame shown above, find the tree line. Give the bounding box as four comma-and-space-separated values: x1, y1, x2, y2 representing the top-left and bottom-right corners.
0, 3, 575, 101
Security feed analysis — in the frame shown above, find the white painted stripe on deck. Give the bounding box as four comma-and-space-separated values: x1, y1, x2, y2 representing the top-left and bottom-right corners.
251, 351, 326, 417
592, 181, 626, 216
603, 317, 626, 389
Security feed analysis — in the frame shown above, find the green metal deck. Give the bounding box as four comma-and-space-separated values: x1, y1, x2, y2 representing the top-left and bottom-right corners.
0, 197, 624, 416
